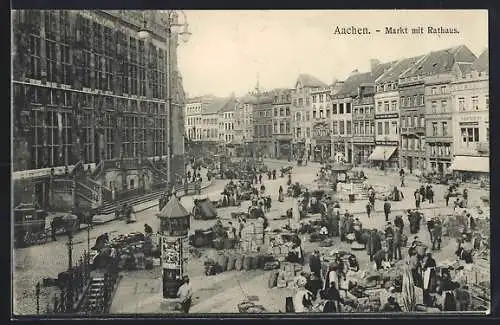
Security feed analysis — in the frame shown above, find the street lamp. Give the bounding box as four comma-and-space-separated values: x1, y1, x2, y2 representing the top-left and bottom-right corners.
62, 214, 78, 312
138, 10, 191, 184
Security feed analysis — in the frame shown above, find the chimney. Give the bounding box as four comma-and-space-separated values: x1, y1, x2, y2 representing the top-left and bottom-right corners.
370, 59, 381, 72
350, 69, 359, 77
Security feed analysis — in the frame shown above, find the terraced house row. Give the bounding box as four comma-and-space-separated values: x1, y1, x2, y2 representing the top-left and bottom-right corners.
285, 45, 489, 181
184, 44, 488, 181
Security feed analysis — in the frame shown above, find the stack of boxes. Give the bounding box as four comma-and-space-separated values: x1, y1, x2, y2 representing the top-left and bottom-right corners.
240, 220, 265, 252
275, 262, 303, 288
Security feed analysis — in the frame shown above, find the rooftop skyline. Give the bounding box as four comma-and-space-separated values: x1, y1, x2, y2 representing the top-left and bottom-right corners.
177, 10, 488, 98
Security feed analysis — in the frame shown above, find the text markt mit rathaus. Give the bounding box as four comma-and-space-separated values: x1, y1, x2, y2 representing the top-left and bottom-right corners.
333, 26, 460, 35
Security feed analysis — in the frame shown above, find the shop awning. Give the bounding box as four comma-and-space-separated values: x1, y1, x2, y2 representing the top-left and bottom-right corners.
452, 156, 489, 173
368, 146, 397, 161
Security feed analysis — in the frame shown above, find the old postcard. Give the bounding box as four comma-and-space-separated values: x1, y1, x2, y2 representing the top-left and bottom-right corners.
11, 9, 490, 316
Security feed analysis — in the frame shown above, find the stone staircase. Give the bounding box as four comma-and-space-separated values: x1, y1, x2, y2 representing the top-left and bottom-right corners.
98, 188, 165, 214
82, 277, 106, 314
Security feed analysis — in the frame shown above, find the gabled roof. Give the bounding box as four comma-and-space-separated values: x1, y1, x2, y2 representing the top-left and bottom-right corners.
399, 45, 477, 78
376, 56, 424, 84
296, 73, 328, 89
204, 97, 230, 114
157, 195, 190, 218
456, 62, 473, 76
470, 49, 488, 73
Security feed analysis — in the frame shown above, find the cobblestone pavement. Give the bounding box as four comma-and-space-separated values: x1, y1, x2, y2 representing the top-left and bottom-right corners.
15, 160, 489, 314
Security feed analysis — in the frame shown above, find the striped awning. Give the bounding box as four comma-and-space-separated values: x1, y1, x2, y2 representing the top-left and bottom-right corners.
368, 146, 397, 161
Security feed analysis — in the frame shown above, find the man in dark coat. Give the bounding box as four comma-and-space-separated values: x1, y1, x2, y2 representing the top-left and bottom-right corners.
385, 222, 395, 261
431, 218, 442, 250
419, 185, 426, 203
427, 216, 435, 243
308, 250, 322, 279
383, 198, 391, 222
393, 225, 403, 260
366, 202, 372, 218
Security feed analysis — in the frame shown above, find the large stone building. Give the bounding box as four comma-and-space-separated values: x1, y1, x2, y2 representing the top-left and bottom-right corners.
236, 94, 256, 157
12, 10, 186, 209
311, 87, 334, 161
374, 56, 423, 169
423, 46, 477, 175
398, 45, 476, 174
450, 49, 489, 181
218, 97, 238, 155
185, 95, 225, 153
253, 91, 274, 158
291, 74, 327, 159
271, 89, 293, 159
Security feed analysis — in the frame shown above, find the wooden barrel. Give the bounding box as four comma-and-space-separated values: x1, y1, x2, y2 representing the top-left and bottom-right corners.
227, 254, 236, 271
243, 255, 252, 270
235, 255, 244, 271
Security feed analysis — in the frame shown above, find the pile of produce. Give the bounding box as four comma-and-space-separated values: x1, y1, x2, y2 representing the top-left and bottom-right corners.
203, 250, 276, 276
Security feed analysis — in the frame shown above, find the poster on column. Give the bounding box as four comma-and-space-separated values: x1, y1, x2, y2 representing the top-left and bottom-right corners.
161, 236, 181, 269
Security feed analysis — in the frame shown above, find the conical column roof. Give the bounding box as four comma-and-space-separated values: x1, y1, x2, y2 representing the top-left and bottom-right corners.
157, 195, 190, 219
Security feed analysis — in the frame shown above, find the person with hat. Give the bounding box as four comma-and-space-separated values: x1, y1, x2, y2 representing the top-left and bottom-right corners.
177, 275, 193, 313
431, 218, 443, 251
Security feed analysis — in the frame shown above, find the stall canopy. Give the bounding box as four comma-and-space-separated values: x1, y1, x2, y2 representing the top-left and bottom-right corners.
451, 156, 490, 173
157, 195, 190, 219
368, 146, 397, 161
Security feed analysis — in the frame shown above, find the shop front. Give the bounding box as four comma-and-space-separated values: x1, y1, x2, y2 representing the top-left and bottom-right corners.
313, 122, 332, 162
368, 146, 398, 170
274, 138, 292, 160
451, 155, 490, 183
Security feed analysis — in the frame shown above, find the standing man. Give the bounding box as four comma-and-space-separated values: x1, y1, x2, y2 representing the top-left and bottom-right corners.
366, 201, 372, 219
385, 222, 395, 262
393, 225, 403, 260
414, 190, 421, 209
258, 174, 262, 184
177, 275, 193, 313
383, 198, 391, 222
308, 250, 322, 279
431, 218, 442, 251
462, 189, 468, 207
427, 216, 435, 243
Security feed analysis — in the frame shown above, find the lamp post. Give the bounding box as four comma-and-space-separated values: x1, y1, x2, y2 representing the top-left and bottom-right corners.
138, 10, 191, 184
63, 214, 78, 312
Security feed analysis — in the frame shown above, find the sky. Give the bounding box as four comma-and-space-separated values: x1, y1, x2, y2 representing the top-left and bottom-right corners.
177, 10, 488, 98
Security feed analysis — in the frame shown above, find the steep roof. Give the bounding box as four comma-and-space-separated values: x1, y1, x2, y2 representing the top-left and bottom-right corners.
204, 97, 230, 114
371, 61, 396, 80
376, 56, 424, 84
296, 73, 328, 88
219, 97, 237, 113
470, 49, 488, 73
399, 45, 477, 78
336, 72, 374, 97
157, 195, 190, 218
